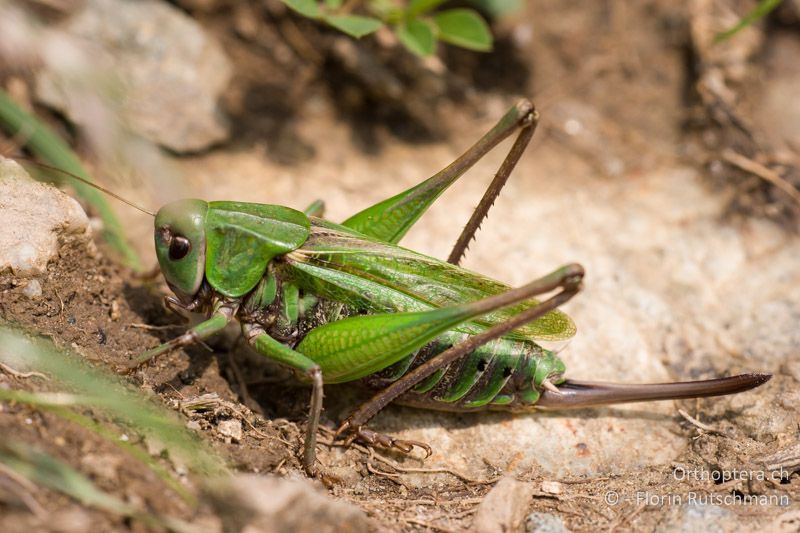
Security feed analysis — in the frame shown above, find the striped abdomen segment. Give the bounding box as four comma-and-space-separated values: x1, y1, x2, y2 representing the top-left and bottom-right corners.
362, 332, 549, 411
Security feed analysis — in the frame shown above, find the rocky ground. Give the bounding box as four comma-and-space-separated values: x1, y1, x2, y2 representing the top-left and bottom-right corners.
1, 0, 799, 531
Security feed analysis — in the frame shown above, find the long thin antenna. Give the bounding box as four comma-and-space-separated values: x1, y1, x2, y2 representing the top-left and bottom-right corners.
16, 158, 156, 217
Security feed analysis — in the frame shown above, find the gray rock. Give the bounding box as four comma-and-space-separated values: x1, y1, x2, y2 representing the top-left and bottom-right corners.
0, 158, 89, 276
526, 512, 569, 533
205, 474, 374, 533
36, 0, 231, 153
471, 477, 535, 533
656, 503, 739, 533
217, 418, 243, 443
22, 279, 42, 299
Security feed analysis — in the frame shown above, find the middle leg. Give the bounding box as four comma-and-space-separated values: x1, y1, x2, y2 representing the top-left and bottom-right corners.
124, 303, 236, 373
243, 323, 324, 475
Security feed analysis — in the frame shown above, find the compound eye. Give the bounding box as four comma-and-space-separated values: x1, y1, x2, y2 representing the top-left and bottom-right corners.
168, 235, 191, 260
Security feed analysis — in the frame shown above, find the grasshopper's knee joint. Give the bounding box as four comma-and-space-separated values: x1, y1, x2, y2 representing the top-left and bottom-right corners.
522, 108, 539, 129
566, 276, 583, 292
561, 263, 585, 290
308, 366, 323, 392
242, 323, 265, 344
516, 99, 534, 117
514, 99, 538, 127
563, 263, 585, 279
183, 330, 200, 346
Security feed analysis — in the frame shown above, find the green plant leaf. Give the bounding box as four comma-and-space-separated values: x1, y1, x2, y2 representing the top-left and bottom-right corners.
466, 0, 522, 18
281, 0, 320, 18
324, 0, 343, 9
397, 19, 436, 56
325, 15, 383, 38
714, 0, 782, 43
433, 8, 492, 51
408, 0, 448, 17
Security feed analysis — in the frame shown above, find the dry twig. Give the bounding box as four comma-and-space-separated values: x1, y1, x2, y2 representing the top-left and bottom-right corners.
678, 408, 728, 437
721, 149, 800, 208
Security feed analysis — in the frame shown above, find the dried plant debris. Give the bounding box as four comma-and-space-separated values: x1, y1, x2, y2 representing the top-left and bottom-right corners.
689, 0, 800, 225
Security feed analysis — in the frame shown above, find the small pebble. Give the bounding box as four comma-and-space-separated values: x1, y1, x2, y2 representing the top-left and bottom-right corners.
217, 418, 243, 442
472, 477, 535, 533
540, 480, 563, 495
526, 512, 568, 533
109, 300, 120, 320
22, 279, 42, 299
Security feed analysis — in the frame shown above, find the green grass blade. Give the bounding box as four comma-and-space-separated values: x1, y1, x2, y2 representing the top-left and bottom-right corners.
0, 440, 194, 532
0, 388, 195, 505
0, 327, 227, 478
0, 88, 142, 271
0, 439, 137, 515
714, 0, 782, 43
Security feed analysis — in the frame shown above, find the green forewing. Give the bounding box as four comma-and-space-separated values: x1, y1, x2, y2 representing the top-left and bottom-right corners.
341, 182, 445, 244
297, 307, 472, 383
205, 202, 310, 297
341, 103, 530, 244
286, 219, 576, 341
